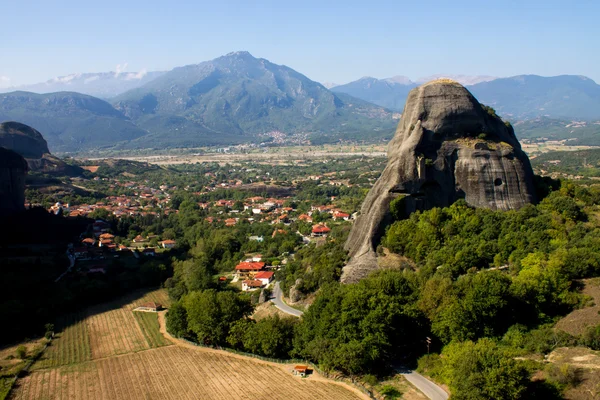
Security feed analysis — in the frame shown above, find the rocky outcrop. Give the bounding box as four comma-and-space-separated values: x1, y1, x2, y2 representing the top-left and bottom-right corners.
0, 121, 49, 158
342, 79, 536, 283
0, 121, 82, 176
0, 147, 28, 215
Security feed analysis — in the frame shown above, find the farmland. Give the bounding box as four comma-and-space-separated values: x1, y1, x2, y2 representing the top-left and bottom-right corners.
10, 289, 366, 400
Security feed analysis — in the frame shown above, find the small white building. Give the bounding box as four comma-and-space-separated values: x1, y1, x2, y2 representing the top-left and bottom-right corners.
254, 271, 274, 286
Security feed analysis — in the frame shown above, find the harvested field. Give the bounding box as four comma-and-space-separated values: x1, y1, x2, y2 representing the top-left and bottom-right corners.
12, 289, 366, 400
12, 346, 365, 400
33, 288, 171, 369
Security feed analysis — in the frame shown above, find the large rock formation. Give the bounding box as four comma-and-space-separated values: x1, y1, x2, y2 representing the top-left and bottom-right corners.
0, 121, 82, 176
342, 79, 536, 283
0, 147, 28, 215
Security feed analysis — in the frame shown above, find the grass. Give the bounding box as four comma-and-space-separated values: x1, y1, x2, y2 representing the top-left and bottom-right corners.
133, 312, 169, 348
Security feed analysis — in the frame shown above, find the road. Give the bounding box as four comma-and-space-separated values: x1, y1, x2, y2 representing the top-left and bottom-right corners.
270, 282, 304, 317
395, 367, 449, 400
271, 280, 449, 400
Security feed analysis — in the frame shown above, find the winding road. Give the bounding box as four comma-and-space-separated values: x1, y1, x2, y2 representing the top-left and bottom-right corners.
271, 281, 449, 400
271, 281, 304, 317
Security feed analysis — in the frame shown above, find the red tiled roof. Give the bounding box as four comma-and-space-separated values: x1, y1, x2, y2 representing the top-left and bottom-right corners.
255, 271, 274, 280
235, 262, 265, 271
312, 225, 331, 233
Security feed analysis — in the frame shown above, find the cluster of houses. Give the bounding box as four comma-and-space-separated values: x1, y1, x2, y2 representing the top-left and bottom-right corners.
200, 196, 352, 239
234, 258, 276, 292
66, 186, 173, 218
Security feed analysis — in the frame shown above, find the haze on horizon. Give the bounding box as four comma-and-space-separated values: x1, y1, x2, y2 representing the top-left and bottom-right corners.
1, 0, 599, 88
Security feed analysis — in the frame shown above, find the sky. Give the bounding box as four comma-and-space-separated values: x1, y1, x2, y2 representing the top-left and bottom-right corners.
1, 0, 599, 87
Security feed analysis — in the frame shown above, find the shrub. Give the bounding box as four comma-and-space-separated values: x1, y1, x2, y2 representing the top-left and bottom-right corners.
16, 345, 27, 359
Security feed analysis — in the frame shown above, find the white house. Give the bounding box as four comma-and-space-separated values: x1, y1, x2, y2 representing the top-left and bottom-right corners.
254, 271, 274, 286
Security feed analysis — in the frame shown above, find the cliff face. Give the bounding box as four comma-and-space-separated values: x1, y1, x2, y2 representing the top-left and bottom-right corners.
0, 121, 82, 176
342, 80, 536, 283
0, 147, 28, 215
0, 121, 49, 159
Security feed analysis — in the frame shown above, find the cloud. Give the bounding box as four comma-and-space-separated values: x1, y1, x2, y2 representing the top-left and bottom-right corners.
0, 76, 11, 88
115, 63, 128, 77
124, 68, 147, 81
84, 75, 100, 84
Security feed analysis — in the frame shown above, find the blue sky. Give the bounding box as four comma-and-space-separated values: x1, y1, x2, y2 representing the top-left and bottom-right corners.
1, 0, 599, 87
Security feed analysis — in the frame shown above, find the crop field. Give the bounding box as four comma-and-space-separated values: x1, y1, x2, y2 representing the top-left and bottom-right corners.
32, 288, 171, 370
12, 346, 364, 400
11, 288, 365, 400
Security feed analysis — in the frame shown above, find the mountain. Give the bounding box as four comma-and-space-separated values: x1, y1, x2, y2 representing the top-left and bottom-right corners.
343, 79, 535, 283
416, 74, 497, 86
114, 51, 397, 144
468, 75, 600, 120
333, 74, 600, 121
512, 117, 600, 145
0, 92, 149, 153
332, 77, 417, 111
0, 71, 165, 99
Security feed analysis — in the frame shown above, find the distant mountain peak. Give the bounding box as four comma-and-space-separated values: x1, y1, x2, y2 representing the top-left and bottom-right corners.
383, 76, 413, 85
416, 74, 497, 85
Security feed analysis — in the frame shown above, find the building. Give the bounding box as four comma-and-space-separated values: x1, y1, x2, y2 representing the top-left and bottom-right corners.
242, 279, 264, 291
135, 302, 163, 312
235, 261, 265, 279
311, 224, 331, 237
160, 240, 176, 249
254, 271, 274, 286
293, 365, 310, 377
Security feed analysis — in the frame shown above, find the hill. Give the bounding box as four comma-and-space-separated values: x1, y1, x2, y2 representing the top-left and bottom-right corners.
114, 51, 397, 144
332, 77, 417, 111
0, 92, 149, 153
468, 75, 600, 120
0, 71, 166, 99
513, 117, 600, 145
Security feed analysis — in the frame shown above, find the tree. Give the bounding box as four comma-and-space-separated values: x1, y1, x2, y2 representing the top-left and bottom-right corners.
441, 339, 530, 400
184, 290, 252, 345
166, 301, 189, 338
16, 345, 27, 359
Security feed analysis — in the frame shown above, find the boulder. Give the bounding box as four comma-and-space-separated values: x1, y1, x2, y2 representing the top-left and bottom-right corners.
342, 79, 536, 283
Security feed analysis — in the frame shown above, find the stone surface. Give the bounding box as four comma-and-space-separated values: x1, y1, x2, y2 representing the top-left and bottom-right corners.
0, 147, 28, 215
0, 121, 49, 158
342, 79, 536, 283
0, 121, 82, 176
289, 278, 303, 303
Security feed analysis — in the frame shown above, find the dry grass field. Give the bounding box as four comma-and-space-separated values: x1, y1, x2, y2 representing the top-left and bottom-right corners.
10, 289, 367, 400
555, 278, 600, 336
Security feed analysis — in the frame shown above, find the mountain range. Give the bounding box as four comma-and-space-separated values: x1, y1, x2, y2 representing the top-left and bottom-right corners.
0, 52, 599, 153
332, 74, 600, 120
0, 71, 166, 99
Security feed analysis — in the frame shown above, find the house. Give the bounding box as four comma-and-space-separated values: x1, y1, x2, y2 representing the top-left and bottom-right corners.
254, 271, 274, 286
293, 365, 310, 377
88, 267, 106, 274
135, 302, 163, 312
160, 239, 176, 249
81, 238, 96, 246
99, 233, 115, 240
242, 279, 264, 291
298, 214, 313, 223
249, 235, 264, 242
311, 224, 331, 237
235, 261, 265, 278
333, 212, 351, 221
133, 235, 147, 243
225, 218, 237, 227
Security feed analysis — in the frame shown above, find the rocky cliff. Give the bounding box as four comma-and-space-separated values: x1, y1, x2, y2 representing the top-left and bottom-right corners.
0, 147, 28, 215
0, 121, 82, 176
342, 79, 536, 283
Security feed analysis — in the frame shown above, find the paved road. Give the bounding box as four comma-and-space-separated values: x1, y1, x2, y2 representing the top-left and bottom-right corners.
396, 368, 449, 400
272, 281, 448, 399
270, 282, 304, 317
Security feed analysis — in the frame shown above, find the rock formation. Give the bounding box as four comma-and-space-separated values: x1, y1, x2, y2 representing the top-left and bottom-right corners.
0, 121, 82, 176
0, 147, 28, 215
342, 79, 536, 283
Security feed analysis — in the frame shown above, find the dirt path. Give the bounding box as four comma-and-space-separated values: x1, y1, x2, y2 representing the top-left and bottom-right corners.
156, 311, 370, 399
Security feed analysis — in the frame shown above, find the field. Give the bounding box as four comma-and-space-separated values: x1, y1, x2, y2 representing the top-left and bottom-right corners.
555, 278, 600, 336
10, 289, 366, 400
